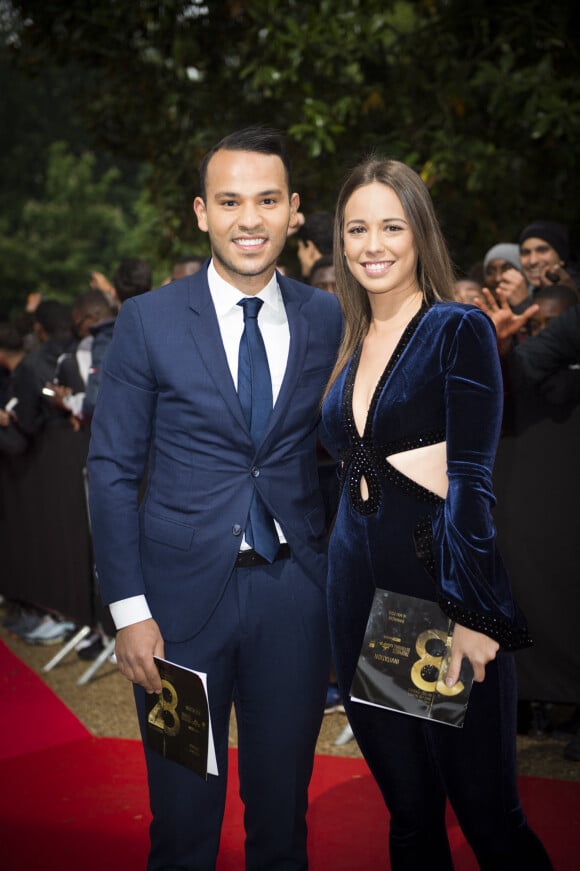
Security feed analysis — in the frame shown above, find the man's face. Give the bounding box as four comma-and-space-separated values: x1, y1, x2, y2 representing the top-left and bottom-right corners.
519, 237, 561, 287
171, 261, 203, 281
194, 149, 299, 294
310, 264, 337, 294
528, 298, 568, 336
296, 239, 319, 277
72, 310, 96, 339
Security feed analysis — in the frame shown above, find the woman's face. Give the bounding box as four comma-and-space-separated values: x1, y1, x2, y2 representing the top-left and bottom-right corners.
342, 181, 419, 298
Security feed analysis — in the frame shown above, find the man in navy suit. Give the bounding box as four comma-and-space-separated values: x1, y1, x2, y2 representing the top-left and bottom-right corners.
87, 127, 343, 870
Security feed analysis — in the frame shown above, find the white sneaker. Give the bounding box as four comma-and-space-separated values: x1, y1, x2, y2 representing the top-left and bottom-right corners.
334, 723, 355, 746
23, 616, 76, 645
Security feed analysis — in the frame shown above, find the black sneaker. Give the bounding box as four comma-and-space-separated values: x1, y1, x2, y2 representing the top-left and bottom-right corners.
553, 707, 580, 741
77, 637, 105, 661
527, 701, 553, 737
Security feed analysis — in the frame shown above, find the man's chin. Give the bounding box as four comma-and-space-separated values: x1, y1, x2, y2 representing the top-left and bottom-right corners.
214, 253, 279, 280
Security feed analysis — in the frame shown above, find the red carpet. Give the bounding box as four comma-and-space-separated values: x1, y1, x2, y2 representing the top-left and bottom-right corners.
2, 640, 580, 870
0, 638, 89, 760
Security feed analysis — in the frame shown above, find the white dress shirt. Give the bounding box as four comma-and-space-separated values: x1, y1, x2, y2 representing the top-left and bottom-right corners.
110, 261, 290, 630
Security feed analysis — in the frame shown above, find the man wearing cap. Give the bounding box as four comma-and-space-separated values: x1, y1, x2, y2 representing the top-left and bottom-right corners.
483, 242, 530, 312
518, 220, 579, 292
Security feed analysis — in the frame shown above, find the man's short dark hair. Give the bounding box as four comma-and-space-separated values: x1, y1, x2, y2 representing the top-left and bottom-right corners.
198, 126, 292, 201
34, 300, 72, 338
532, 284, 579, 307
113, 258, 152, 303
173, 254, 206, 268
72, 288, 116, 320
0, 322, 24, 353
295, 211, 334, 256
309, 254, 334, 276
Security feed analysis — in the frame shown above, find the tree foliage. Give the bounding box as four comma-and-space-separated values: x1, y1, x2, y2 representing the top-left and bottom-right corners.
0, 142, 171, 312
3, 0, 580, 276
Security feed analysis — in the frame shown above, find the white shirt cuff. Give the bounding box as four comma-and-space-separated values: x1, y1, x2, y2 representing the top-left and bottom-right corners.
64, 392, 85, 417
109, 595, 153, 630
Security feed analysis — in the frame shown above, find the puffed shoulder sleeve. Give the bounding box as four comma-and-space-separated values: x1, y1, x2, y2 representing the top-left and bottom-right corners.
433, 308, 532, 650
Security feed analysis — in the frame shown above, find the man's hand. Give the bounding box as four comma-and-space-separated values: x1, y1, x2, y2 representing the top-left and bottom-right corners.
114, 618, 165, 694
89, 270, 115, 296
495, 267, 529, 306
473, 288, 539, 355
444, 623, 500, 686
537, 262, 577, 291
43, 383, 72, 411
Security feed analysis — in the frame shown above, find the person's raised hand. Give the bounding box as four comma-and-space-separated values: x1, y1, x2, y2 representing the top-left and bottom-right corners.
473, 288, 539, 355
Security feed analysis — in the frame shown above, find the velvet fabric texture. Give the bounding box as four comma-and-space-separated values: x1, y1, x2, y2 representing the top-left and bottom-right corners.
320, 301, 551, 868
321, 302, 531, 650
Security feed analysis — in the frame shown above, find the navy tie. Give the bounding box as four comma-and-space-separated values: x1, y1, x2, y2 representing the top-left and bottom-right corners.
237, 297, 279, 562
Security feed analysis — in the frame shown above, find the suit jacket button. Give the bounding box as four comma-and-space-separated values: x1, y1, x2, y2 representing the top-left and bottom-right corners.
232, 524, 242, 536
251, 466, 260, 477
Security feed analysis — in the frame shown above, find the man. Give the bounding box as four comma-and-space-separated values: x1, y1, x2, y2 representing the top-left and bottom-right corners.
46, 289, 117, 422
87, 127, 343, 870
309, 254, 337, 295
84, 258, 151, 420
476, 289, 580, 762
476, 288, 580, 404
170, 253, 206, 281
295, 210, 333, 279
518, 219, 579, 292
0, 323, 28, 456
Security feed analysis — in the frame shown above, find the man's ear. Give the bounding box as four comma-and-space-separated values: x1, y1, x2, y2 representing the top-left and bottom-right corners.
288, 192, 301, 230
193, 197, 208, 232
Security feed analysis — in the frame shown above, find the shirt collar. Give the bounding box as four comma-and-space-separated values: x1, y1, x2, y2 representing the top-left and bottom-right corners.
207, 259, 283, 318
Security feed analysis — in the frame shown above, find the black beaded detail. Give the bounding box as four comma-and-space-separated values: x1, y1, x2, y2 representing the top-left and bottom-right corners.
381, 437, 446, 505
413, 517, 437, 580
346, 438, 383, 515
340, 305, 440, 515
381, 430, 446, 458
438, 597, 534, 651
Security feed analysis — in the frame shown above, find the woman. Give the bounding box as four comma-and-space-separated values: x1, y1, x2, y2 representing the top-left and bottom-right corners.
320, 158, 552, 869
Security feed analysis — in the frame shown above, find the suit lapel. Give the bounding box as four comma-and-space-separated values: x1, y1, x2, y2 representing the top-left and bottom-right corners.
186, 270, 311, 448
186, 270, 249, 433
263, 275, 310, 446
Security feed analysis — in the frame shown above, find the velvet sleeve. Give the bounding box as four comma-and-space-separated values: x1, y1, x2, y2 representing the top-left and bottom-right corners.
433, 308, 532, 650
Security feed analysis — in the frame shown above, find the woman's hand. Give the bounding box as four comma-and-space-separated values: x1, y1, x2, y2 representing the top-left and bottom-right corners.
445, 623, 500, 686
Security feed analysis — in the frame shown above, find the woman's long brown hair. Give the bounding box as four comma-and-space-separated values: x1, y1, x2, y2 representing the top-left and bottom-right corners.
322, 158, 456, 402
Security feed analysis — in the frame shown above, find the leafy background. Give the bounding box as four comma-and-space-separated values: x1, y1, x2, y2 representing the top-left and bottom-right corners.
1, 0, 579, 313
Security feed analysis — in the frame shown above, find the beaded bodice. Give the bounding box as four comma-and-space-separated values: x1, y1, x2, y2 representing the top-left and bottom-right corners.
323, 301, 533, 651
340, 306, 445, 515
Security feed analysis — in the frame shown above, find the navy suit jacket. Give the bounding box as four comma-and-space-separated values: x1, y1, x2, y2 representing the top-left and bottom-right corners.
87, 266, 343, 642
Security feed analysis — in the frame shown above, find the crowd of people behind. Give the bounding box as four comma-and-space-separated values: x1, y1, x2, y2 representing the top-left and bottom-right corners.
1, 205, 579, 764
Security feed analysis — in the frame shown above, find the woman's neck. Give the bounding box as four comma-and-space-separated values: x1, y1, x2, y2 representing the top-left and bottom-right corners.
367, 286, 423, 335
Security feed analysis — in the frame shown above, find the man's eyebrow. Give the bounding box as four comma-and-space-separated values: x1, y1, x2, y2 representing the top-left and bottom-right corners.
213, 188, 284, 199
